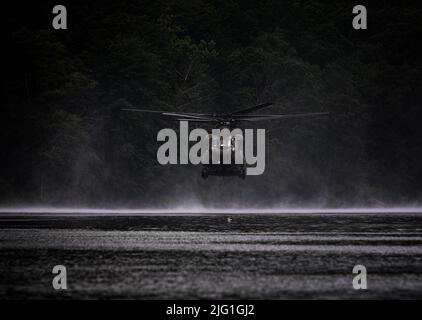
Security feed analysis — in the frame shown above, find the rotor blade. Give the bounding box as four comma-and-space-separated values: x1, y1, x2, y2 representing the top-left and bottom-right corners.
234, 112, 330, 121
175, 118, 218, 123
121, 108, 213, 119
121, 108, 168, 114
162, 112, 214, 120
231, 102, 274, 115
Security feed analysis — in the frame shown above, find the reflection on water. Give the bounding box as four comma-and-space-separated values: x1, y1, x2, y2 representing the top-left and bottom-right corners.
1, 214, 422, 299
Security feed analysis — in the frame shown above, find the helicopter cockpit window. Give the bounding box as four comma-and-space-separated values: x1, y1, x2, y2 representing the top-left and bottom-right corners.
210, 134, 233, 149
221, 137, 231, 148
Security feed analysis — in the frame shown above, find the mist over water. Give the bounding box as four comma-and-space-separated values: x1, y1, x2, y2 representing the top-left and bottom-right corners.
1, 205, 422, 215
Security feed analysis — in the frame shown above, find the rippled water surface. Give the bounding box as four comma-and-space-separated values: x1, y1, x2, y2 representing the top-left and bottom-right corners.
1, 213, 422, 299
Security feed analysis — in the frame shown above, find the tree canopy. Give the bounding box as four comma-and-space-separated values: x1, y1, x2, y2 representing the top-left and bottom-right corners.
1, 0, 421, 207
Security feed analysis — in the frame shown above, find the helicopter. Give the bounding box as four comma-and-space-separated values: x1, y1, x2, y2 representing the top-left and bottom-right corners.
122, 102, 329, 179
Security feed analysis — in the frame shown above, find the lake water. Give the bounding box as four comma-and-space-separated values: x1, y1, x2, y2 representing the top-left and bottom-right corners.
1, 212, 422, 299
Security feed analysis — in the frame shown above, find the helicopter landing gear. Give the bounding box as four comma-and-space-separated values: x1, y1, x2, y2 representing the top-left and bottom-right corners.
201, 164, 246, 179
201, 168, 208, 180
238, 167, 246, 179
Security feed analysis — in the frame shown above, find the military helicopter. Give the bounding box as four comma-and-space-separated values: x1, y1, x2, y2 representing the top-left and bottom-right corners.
122, 102, 329, 179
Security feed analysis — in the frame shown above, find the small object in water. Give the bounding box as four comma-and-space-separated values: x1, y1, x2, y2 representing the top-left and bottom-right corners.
227, 217, 232, 223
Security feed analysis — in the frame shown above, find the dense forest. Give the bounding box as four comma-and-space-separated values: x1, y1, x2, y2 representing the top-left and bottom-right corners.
1, 0, 421, 207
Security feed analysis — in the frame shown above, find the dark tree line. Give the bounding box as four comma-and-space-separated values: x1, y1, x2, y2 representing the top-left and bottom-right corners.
1, 0, 421, 207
